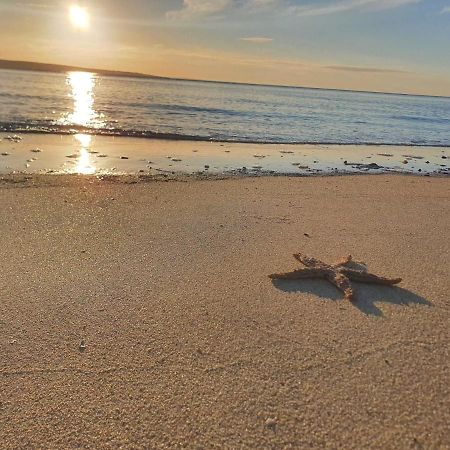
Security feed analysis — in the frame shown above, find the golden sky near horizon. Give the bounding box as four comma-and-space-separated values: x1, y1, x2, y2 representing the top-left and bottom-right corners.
0, 1, 450, 96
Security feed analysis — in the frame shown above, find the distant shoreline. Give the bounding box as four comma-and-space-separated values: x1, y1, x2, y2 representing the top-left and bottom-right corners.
0, 59, 164, 81
1, 58, 449, 100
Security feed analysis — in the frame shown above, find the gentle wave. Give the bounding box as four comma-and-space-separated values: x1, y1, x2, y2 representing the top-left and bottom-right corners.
1, 122, 449, 147
0, 92, 54, 102
390, 115, 450, 125
108, 102, 247, 117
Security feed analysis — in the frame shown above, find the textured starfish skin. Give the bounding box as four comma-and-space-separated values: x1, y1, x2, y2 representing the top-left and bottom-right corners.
269, 253, 402, 302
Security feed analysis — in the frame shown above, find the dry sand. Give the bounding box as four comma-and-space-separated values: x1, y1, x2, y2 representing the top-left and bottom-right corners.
0, 174, 449, 449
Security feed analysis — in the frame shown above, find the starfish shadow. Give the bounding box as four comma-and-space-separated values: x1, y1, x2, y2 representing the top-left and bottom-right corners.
271, 278, 432, 317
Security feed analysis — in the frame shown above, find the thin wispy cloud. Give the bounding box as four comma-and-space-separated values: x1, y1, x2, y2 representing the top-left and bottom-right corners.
166, 0, 232, 19
167, 0, 421, 19
441, 6, 450, 13
289, 0, 421, 17
162, 47, 408, 75
326, 65, 409, 74
239, 37, 273, 43
0, 1, 53, 13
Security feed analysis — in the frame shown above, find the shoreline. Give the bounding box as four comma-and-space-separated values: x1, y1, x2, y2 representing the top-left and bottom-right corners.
2, 129, 450, 148
1, 170, 449, 191
1, 133, 448, 177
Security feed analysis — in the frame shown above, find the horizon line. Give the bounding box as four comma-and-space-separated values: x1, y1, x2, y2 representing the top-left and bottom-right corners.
0, 58, 449, 100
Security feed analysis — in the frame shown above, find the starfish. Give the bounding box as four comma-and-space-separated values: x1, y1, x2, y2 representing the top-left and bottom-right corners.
269, 253, 402, 302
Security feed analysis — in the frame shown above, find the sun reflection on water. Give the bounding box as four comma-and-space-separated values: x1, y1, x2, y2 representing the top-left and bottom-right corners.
74, 133, 95, 174
60, 71, 104, 129
60, 72, 104, 174
68, 72, 96, 126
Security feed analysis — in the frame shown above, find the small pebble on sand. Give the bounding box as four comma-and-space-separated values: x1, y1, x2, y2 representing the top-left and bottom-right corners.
265, 418, 277, 430
402, 154, 424, 160
5, 135, 22, 142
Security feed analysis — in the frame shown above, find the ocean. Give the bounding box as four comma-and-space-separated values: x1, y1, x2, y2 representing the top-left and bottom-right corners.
1, 69, 449, 147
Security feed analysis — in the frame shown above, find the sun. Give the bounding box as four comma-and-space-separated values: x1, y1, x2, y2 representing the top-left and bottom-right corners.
69, 5, 89, 29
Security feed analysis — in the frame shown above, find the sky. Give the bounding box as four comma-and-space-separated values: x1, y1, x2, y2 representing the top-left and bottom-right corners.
0, 0, 450, 95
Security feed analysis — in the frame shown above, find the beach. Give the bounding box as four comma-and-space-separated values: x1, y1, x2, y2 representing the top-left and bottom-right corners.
2, 2, 450, 448
1, 173, 449, 449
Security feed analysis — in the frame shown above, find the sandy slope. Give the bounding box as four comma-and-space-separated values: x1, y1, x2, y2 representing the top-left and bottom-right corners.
0, 174, 449, 449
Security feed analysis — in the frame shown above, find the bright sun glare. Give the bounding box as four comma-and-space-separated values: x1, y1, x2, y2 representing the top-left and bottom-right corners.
69, 5, 89, 28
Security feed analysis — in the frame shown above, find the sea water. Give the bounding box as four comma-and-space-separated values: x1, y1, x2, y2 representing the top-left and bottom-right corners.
1, 69, 449, 147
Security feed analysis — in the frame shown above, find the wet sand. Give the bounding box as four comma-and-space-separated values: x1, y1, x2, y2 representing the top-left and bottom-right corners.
0, 174, 449, 449
1, 132, 449, 176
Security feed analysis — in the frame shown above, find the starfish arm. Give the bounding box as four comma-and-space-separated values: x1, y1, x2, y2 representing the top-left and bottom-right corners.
293, 253, 325, 268
326, 273, 355, 301
343, 269, 402, 285
333, 255, 352, 267
269, 268, 325, 280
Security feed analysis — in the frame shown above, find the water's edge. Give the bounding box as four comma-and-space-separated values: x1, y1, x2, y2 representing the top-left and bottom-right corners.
1, 126, 449, 148
1, 133, 448, 177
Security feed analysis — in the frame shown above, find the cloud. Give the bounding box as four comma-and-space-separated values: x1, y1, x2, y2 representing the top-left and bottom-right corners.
0, 1, 53, 13
441, 6, 450, 13
167, 0, 420, 20
166, 0, 232, 19
158, 47, 410, 77
326, 65, 409, 74
289, 0, 421, 17
239, 37, 273, 43
166, 0, 286, 20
